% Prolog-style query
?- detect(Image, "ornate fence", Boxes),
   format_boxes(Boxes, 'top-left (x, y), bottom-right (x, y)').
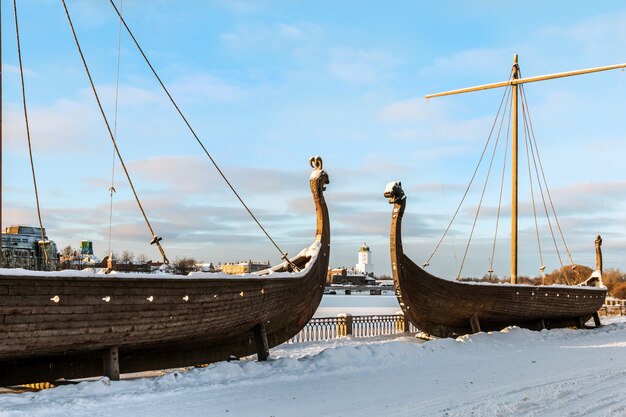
top-left (289, 314), bottom-right (416, 343)
top-left (290, 303), bottom-right (624, 343)
top-left (600, 299), bottom-right (626, 317)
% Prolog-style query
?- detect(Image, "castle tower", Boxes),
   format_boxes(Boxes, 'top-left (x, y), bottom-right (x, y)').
top-left (355, 243), bottom-right (373, 275)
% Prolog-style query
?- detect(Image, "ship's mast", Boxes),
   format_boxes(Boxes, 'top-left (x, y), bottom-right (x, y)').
top-left (510, 55), bottom-right (519, 283)
top-left (426, 55), bottom-right (626, 284)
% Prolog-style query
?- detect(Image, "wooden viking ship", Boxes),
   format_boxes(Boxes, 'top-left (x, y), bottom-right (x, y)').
top-left (0, 3), bottom-right (331, 386)
top-left (0, 157), bottom-right (330, 386)
top-left (385, 181), bottom-right (605, 338)
top-left (385, 56), bottom-right (622, 338)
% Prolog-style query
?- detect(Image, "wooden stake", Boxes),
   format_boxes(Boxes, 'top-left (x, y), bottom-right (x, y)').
top-left (592, 312), bottom-right (601, 328)
top-left (253, 323), bottom-right (269, 361)
top-left (103, 346), bottom-right (120, 381)
top-left (470, 313), bottom-right (481, 333)
top-left (537, 319), bottom-right (546, 330)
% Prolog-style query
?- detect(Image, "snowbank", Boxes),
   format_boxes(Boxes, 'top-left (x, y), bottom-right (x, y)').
top-left (2, 318), bottom-right (626, 416)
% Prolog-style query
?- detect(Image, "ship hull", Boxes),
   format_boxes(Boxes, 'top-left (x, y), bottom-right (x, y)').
top-left (0, 257), bottom-right (325, 384)
top-left (395, 253), bottom-right (606, 337)
top-left (385, 181), bottom-right (606, 338)
top-left (0, 158), bottom-right (331, 386)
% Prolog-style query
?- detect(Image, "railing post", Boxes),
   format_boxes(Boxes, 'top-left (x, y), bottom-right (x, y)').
top-left (337, 314), bottom-right (345, 337)
top-left (345, 314), bottom-right (353, 336)
top-left (337, 313), bottom-right (353, 337)
top-left (396, 311), bottom-right (410, 333)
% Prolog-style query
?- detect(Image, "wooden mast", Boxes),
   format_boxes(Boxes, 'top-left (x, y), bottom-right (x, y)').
top-left (425, 56), bottom-right (626, 283)
top-left (510, 55), bottom-right (519, 284)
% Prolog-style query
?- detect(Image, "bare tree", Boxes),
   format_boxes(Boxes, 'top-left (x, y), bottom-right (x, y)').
top-left (136, 253), bottom-right (148, 264)
top-left (62, 245), bottom-right (73, 259)
top-left (121, 250), bottom-right (134, 265)
top-left (173, 257), bottom-right (197, 275)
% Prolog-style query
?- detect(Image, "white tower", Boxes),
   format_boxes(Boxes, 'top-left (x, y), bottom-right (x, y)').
top-left (355, 243), bottom-right (373, 275)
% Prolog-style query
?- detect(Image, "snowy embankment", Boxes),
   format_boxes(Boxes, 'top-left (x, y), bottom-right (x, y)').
top-left (2, 318), bottom-right (626, 417)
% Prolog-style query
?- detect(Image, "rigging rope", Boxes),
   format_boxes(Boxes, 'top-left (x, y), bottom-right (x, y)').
top-left (61, 0), bottom-right (169, 264)
top-left (522, 104), bottom-right (546, 281)
top-left (13, 0), bottom-right (49, 267)
top-left (106, 0), bottom-right (294, 266)
top-left (457, 85), bottom-right (511, 278)
top-left (521, 97), bottom-right (566, 283)
top-left (107, 0), bottom-right (124, 262)
top-left (488, 88), bottom-right (512, 278)
top-left (520, 84), bottom-right (575, 284)
top-left (423, 69), bottom-right (514, 269)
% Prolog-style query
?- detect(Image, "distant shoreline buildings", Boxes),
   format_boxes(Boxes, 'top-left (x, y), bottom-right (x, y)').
top-left (1, 225), bottom-right (58, 270)
top-left (220, 260), bottom-right (271, 275)
top-left (2, 225), bottom-right (382, 283)
top-left (328, 243), bottom-right (377, 285)
top-left (355, 243), bottom-right (373, 275)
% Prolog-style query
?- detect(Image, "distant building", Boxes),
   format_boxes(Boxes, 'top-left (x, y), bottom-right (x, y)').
top-left (327, 267), bottom-right (346, 284)
top-left (60, 239), bottom-right (101, 267)
top-left (221, 260), bottom-right (271, 275)
top-left (326, 244), bottom-right (377, 285)
top-left (328, 266), bottom-right (377, 286)
top-left (198, 262), bottom-right (217, 273)
top-left (327, 267), bottom-right (376, 286)
top-left (1, 225), bottom-right (59, 270)
top-left (355, 243), bottom-right (373, 276)
top-left (80, 240), bottom-right (94, 255)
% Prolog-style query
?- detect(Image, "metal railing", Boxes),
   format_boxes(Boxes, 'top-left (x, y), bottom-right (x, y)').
top-left (289, 313), bottom-right (416, 343)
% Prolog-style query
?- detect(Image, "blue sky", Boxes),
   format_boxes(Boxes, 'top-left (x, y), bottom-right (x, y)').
top-left (3, 0), bottom-right (626, 278)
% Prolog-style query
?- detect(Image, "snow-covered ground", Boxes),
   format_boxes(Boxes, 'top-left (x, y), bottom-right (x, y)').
top-left (2, 317), bottom-right (626, 417)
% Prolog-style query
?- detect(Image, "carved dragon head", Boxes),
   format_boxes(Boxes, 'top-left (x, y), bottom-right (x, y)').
top-left (384, 181), bottom-right (406, 204)
top-left (309, 156), bottom-right (329, 191)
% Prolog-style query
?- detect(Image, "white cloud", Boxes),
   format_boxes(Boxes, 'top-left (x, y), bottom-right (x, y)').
top-left (420, 48), bottom-right (512, 78)
top-left (3, 98), bottom-right (103, 153)
top-left (220, 22), bottom-right (320, 51)
top-left (213, 0), bottom-right (270, 14)
top-left (2, 63), bottom-right (35, 77)
top-left (377, 96), bottom-right (495, 144)
top-left (127, 156), bottom-right (305, 195)
top-left (169, 73), bottom-right (249, 103)
top-left (539, 11), bottom-right (626, 57)
top-left (329, 47), bottom-right (395, 84)
top-left (378, 98), bottom-right (434, 124)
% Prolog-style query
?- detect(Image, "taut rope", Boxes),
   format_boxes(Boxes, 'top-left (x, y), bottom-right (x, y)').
top-left (457, 85), bottom-right (511, 278)
top-left (424, 69), bottom-right (513, 269)
top-left (62, 0), bottom-right (169, 264)
top-left (107, 0), bottom-right (291, 262)
top-left (13, 0), bottom-right (49, 267)
top-left (520, 83), bottom-right (579, 283)
top-left (107, 0), bottom-right (124, 263)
